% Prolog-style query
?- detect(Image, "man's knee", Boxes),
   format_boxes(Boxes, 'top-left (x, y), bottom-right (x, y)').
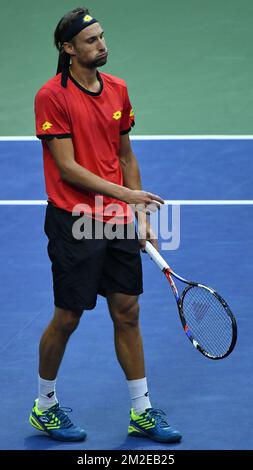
top-left (111, 300), bottom-right (140, 329)
top-left (52, 307), bottom-right (81, 335)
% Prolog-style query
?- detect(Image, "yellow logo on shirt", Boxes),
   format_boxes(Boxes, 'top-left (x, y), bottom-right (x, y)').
top-left (113, 111), bottom-right (122, 120)
top-left (130, 109), bottom-right (134, 118)
top-left (84, 15), bottom-right (93, 22)
top-left (42, 121), bottom-right (53, 131)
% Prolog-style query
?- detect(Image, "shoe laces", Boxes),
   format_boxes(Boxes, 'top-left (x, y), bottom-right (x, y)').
top-left (45, 403), bottom-right (73, 429)
top-left (146, 408), bottom-right (170, 428)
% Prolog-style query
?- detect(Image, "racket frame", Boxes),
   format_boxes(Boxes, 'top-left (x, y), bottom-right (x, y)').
top-left (145, 241), bottom-right (237, 360)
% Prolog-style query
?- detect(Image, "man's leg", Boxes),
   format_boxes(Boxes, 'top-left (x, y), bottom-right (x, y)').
top-left (106, 292), bottom-right (182, 443)
top-left (29, 306), bottom-right (86, 441)
top-left (38, 306), bottom-right (81, 409)
top-left (106, 293), bottom-right (144, 380)
top-left (106, 292), bottom-right (151, 413)
top-left (39, 306), bottom-right (81, 380)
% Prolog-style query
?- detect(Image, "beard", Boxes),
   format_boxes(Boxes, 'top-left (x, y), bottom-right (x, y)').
top-left (92, 55), bottom-right (108, 68)
top-left (77, 54), bottom-right (108, 69)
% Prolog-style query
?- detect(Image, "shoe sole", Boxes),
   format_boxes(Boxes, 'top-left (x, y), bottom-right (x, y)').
top-left (128, 425), bottom-right (182, 443)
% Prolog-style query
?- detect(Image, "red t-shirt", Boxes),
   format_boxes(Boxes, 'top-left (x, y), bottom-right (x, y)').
top-left (35, 72), bottom-right (135, 223)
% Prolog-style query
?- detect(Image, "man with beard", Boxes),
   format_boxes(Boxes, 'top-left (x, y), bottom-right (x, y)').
top-left (29, 6), bottom-right (182, 444)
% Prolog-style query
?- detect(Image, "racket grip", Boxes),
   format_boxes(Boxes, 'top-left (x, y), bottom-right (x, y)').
top-left (145, 241), bottom-right (170, 271)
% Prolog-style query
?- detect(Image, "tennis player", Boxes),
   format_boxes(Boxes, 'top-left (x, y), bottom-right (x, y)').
top-left (29, 6), bottom-right (182, 444)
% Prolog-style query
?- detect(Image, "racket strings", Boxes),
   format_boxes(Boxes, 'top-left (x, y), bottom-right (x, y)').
top-left (182, 286), bottom-right (233, 356)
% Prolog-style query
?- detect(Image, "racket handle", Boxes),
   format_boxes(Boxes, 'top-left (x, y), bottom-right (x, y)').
top-left (145, 241), bottom-right (170, 271)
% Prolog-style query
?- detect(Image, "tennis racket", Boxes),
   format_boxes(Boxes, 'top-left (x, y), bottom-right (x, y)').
top-left (145, 241), bottom-right (237, 360)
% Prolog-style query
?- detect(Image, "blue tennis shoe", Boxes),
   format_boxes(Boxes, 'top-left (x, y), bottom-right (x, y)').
top-left (128, 407), bottom-right (182, 443)
top-left (29, 399), bottom-right (86, 442)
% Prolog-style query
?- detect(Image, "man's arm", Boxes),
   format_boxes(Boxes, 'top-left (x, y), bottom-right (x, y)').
top-left (46, 137), bottom-right (163, 208)
top-left (119, 134), bottom-right (142, 190)
top-left (119, 134), bottom-right (159, 249)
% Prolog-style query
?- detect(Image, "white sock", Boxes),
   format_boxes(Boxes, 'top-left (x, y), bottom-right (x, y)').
top-left (37, 376), bottom-right (58, 411)
top-left (127, 377), bottom-right (152, 415)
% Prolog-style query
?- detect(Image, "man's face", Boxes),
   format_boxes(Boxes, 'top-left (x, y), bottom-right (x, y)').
top-left (65, 22), bottom-right (108, 68)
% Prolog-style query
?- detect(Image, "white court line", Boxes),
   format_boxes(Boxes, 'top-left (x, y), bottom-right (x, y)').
top-left (0, 200), bottom-right (47, 205)
top-left (164, 200), bottom-right (253, 205)
top-left (0, 200), bottom-right (252, 206)
top-left (0, 136), bottom-right (38, 141)
top-left (1, 135), bottom-right (253, 141)
top-left (131, 135), bottom-right (253, 141)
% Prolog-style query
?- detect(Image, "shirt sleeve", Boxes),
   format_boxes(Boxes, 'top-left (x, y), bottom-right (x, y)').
top-left (120, 85), bottom-right (135, 135)
top-left (35, 88), bottom-right (71, 140)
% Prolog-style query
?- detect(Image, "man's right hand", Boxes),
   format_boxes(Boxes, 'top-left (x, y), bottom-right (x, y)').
top-left (122, 188), bottom-right (164, 212)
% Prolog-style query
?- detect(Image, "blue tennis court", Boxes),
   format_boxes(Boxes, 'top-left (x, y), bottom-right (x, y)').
top-left (0, 138), bottom-right (252, 450)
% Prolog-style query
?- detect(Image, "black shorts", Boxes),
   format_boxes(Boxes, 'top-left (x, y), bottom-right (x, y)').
top-left (44, 203), bottom-right (143, 314)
